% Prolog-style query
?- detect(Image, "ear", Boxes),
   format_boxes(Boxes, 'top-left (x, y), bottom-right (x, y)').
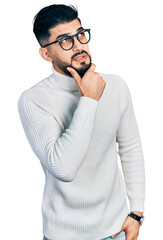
top-left (39, 47), bottom-right (52, 62)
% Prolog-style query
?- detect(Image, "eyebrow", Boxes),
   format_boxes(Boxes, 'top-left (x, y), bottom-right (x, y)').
top-left (56, 27), bottom-right (84, 40)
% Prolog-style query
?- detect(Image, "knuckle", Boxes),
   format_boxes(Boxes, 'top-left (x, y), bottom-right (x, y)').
top-left (95, 72), bottom-right (100, 77)
top-left (103, 80), bottom-right (106, 85)
top-left (92, 72), bottom-right (97, 78)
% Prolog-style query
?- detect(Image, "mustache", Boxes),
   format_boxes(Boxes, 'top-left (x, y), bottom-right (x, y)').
top-left (72, 50), bottom-right (90, 60)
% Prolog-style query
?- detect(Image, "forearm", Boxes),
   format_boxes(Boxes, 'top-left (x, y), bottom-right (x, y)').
top-left (46, 96), bottom-right (98, 181)
top-left (121, 138), bottom-right (145, 212)
top-left (18, 95), bottom-right (99, 182)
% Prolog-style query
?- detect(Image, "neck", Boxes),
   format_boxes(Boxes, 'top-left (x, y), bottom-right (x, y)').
top-left (52, 63), bottom-right (74, 78)
top-left (51, 65), bottom-right (79, 92)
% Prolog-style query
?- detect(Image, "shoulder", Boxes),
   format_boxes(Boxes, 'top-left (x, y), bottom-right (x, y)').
top-left (99, 72), bottom-right (129, 96)
top-left (17, 77), bottom-right (50, 117)
top-left (17, 75), bottom-right (52, 105)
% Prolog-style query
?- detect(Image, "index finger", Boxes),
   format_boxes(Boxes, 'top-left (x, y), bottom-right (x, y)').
top-left (67, 67), bottom-right (82, 85)
top-left (88, 63), bottom-right (96, 72)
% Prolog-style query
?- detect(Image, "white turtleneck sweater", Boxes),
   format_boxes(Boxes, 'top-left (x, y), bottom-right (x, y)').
top-left (17, 66), bottom-right (145, 240)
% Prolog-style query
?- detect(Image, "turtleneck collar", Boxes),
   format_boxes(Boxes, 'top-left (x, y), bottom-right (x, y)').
top-left (51, 65), bottom-right (79, 91)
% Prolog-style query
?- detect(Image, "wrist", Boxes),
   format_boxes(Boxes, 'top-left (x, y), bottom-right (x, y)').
top-left (128, 212), bottom-right (145, 226)
top-left (132, 211), bottom-right (144, 217)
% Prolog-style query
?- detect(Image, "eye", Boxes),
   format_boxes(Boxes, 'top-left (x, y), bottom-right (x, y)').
top-left (61, 37), bottom-right (69, 43)
top-left (59, 37), bottom-right (71, 44)
top-left (78, 31), bottom-right (85, 37)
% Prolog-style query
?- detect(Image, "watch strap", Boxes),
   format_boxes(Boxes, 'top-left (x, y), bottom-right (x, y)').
top-left (128, 212), bottom-right (144, 224)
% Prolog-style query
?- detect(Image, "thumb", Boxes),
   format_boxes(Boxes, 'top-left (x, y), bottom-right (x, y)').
top-left (111, 226), bottom-right (126, 238)
top-left (111, 231), bottom-right (121, 239)
top-left (67, 67), bottom-right (82, 85)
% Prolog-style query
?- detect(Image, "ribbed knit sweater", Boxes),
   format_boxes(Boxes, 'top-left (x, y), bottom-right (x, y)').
top-left (17, 66), bottom-right (145, 240)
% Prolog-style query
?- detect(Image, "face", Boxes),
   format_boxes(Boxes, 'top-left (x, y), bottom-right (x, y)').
top-left (39, 19), bottom-right (92, 78)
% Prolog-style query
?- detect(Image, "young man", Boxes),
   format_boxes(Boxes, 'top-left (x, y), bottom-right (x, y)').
top-left (17, 4), bottom-right (145, 240)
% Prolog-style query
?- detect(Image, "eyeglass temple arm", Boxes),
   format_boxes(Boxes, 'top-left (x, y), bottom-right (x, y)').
top-left (42, 40), bottom-right (58, 48)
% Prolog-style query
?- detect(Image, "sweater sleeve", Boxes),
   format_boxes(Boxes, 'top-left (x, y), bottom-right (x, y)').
top-left (116, 82), bottom-right (145, 212)
top-left (18, 93), bottom-right (98, 182)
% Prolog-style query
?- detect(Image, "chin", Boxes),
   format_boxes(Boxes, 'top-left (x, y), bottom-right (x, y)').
top-left (75, 62), bottom-right (91, 78)
top-left (59, 55), bottom-right (92, 78)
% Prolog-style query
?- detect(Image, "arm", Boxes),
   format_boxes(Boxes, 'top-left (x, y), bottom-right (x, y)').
top-left (18, 94), bottom-right (98, 182)
top-left (116, 82), bottom-right (145, 213)
top-left (112, 82), bottom-right (145, 239)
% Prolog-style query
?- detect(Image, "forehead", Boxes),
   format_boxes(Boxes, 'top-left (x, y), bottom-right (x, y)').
top-left (49, 19), bottom-right (82, 38)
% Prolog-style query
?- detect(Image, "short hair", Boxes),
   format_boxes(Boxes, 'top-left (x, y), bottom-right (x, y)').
top-left (33, 4), bottom-right (81, 47)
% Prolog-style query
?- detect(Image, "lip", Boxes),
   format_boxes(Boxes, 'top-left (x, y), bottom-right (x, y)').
top-left (73, 53), bottom-right (87, 62)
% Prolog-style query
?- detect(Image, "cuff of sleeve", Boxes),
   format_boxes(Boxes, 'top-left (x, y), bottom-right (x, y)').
top-left (130, 199), bottom-right (145, 213)
top-left (78, 96), bottom-right (99, 114)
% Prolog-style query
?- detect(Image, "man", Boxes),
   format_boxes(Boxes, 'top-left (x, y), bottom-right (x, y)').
top-left (17, 4), bottom-right (145, 240)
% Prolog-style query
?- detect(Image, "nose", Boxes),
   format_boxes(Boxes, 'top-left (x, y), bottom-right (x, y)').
top-left (72, 36), bottom-right (83, 51)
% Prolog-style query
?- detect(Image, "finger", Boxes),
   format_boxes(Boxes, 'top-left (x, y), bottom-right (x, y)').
top-left (110, 231), bottom-right (121, 238)
top-left (67, 67), bottom-right (82, 85)
top-left (120, 225), bottom-right (126, 232)
top-left (88, 63), bottom-right (96, 72)
top-left (111, 225), bottom-right (126, 238)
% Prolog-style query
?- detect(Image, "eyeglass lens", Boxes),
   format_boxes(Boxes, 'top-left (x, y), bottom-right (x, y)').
top-left (59, 29), bottom-right (90, 50)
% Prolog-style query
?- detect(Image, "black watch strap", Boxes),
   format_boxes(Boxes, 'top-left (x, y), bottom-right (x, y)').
top-left (128, 212), bottom-right (144, 225)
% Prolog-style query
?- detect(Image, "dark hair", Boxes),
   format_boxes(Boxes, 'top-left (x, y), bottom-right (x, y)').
top-left (33, 4), bottom-right (81, 46)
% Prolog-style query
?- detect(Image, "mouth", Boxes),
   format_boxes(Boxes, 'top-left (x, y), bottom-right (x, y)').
top-left (73, 53), bottom-right (87, 62)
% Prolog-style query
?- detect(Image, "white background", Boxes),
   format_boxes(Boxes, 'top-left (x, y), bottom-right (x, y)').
top-left (0, 0), bottom-right (163, 239)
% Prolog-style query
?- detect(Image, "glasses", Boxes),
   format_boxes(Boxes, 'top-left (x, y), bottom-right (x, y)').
top-left (42, 28), bottom-right (91, 50)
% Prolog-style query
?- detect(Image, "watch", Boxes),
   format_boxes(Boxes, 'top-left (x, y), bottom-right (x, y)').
top-left (128, 212), bottom-right (145, 226)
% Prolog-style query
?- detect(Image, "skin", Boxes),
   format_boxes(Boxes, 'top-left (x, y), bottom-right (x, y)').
top-left (111, 211), bottom-right (144, 240)
top-left (39, 18), bottom-right (92, 78)
top-left (38, 18), bottom-right (143, 240)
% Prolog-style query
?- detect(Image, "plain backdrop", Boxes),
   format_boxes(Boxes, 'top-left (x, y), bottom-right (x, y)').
top-left (0, 0), bottom-right (163, 239)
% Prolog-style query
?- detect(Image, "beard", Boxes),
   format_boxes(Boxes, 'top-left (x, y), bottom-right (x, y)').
top-left (52, 50), bottom-right (92, 78)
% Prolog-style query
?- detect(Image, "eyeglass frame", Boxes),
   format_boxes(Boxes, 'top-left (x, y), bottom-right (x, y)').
top-left (42, 28), bottom-right (91, 50)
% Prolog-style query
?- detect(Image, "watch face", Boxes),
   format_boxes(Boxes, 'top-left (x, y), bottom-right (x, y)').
top-left (140, 216), bottom-right (145, 226)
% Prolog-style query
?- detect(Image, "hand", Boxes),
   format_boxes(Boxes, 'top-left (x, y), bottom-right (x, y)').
top-left (111, 212), bottom-right (143, 240)
top-left (67, 63), bottom-right (106, 101)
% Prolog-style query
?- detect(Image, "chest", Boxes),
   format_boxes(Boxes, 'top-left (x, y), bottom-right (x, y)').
top-left (45, 85), bottom-right (121, 143)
